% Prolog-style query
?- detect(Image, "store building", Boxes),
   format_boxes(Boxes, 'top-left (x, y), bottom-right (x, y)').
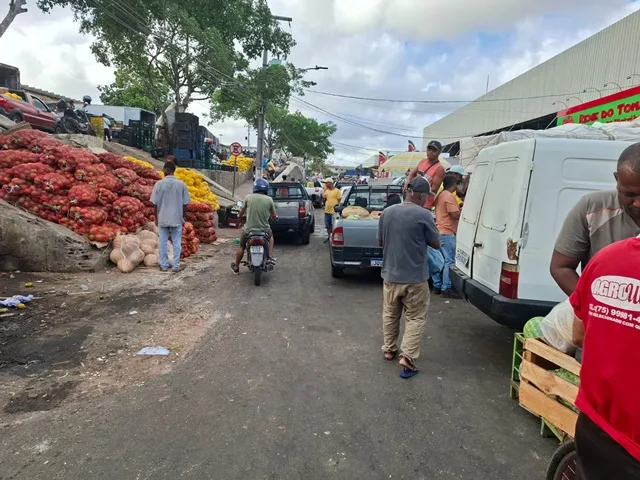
top-left (422, 10), bottom-right (640, 155)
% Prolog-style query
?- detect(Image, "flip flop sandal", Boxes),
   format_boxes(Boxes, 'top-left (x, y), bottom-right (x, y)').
top-left (400, 367), bottom-right (420, 379)
top-left (230, 262), bottom-right (240, 275)
top-left (384, 351), bottom-right (397, 361)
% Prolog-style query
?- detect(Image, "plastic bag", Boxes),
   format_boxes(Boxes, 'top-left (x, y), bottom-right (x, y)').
top-left (427, 246), bottom-right (445, 277)
top-left (540, 299), bottom-right (576, 354)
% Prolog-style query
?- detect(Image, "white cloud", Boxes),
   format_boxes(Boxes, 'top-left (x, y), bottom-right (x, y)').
top-left (0, 1), bottom-right (638, 166)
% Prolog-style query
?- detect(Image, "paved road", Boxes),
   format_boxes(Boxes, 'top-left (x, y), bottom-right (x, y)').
top-left (0, 210), bottom-right (557, 479)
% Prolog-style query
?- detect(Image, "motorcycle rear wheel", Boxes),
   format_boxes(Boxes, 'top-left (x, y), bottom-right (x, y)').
top-left (546, 441), bottom-right (578, 480)
top-left (254, 268), bottom-right (262, 286)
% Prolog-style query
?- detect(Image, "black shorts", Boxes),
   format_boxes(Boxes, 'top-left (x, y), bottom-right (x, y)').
top-left (240, 229), bottom-right (272, 249)
top-left (575, 412), bottom-right (640, 480)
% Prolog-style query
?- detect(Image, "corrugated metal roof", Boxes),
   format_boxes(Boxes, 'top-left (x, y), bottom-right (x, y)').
top-left (423, 10), bottom-right (640, 147)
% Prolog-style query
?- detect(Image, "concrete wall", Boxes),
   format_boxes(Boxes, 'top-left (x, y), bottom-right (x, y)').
top-left (202, 170), bottom-right (253, 192)
top-left (0, 201), bottom-right (109, 272)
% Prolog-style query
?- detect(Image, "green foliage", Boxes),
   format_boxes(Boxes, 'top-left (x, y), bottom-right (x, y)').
top-left (98, 67), bottom-right (171, 116)
top-left (37, 0), bottom-right (295, 108)
top-left (268, 108), bottom-right (336, 161)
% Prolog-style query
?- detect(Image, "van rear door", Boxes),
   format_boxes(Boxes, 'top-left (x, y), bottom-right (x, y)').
top-left (471, 140), bottom-right (535, 295)
top-left (455, 161), bottom-right (491, 277)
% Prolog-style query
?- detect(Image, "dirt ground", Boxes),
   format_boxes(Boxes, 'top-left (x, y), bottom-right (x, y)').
top-left (0, 231), bottom-right (241, 421)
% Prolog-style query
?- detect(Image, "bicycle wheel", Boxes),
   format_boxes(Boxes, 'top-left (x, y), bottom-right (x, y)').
top-left (546, 441), bottom-right (578, 480)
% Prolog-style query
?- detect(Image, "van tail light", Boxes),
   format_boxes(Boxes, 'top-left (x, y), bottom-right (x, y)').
top-left (299, 205), bottom-right (306, 218)
top-left (499, 262), bottom-right (519, 299)
top-left (332, 226), bottom-right (344, 246)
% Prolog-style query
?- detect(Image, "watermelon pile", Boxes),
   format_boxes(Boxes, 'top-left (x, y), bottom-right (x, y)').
top-left (0, 130), bottom-right (168, 245)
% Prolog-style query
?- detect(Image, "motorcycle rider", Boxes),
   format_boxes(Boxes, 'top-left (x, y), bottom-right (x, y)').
top-left (231, 178), bottom-right (277, 275)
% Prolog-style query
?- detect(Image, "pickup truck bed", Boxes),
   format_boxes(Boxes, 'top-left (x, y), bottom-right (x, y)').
top-left (0, 89), bottom-right (58, 132)
top-left (329, 184), bottom-right (403, 277)
top-left (268, 182), bottom-right (315, 245)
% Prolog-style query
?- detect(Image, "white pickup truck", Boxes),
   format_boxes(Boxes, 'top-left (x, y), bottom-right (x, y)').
top-left (305, 180), bottom-right (324, 208)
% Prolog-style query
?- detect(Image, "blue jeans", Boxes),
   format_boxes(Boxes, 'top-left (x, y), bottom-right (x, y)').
top-left (159, 225), bottom-right (182, 270)
top-left (432, 234), bottom-right (456, 291)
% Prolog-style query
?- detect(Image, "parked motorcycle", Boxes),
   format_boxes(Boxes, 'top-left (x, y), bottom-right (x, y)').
top-left (54, 96), bottom-right (94, 135)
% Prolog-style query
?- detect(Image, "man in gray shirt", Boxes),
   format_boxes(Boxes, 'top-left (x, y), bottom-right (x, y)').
top-left (150, 161), bottom-right (191, 272)
top-left (377, 176), bottom-right (441, 379)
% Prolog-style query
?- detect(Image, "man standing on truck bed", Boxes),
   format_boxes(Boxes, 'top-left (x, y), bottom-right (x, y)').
top-left (551, 143), bottom-right (640, 295)
top-left (378, 176), bottom-right (441, 379)
top-left (323, 178), bottom-right (342, 244)
top-left (569, 235), bottom-right (640, 479)
top-left (405, 140), bottom-right (445, 210)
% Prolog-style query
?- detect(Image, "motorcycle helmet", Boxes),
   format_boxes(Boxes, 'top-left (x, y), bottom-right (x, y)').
top-left (253, 178), bottom-right (269, 194)
top-left (82, 95), bottom-right (92, 105)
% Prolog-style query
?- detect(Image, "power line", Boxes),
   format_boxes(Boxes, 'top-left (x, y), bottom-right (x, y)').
top-left (302, 86), bottom-right (620, 104)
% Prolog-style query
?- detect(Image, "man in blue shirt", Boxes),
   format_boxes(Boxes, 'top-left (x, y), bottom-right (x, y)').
top-left (150, 162), bottom-right (191, 272)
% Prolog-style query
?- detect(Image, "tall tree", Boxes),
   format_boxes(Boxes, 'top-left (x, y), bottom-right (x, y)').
top-left (0, 0), bottom-right (27, 38)
top-left (267, 107), bottom-right (336, 162)
top-left (98, 67), bottom-right (171, 116)
top-left (36, 0), bottom-right (295, 109)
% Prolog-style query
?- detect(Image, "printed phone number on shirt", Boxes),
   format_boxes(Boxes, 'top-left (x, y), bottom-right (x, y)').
top-left (589, 303), bottom-right (640, 328)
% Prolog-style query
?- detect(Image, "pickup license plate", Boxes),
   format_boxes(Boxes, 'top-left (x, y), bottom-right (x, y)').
top-left (370, 258), bottom-right (383, 267)
top-left (250, 246), bottom-right (264, 254)
top-left (455, 249), bottom-right (469, 267)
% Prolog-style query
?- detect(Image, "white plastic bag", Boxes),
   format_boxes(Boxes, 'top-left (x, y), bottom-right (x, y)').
top-left (540, 299), bottom-right (576, 354)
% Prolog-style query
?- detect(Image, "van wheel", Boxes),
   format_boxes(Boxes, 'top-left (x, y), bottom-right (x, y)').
top-left (331, 265), bottom-right (344, 278)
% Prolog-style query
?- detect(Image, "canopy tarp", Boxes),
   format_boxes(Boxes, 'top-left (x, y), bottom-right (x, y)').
top-left (362, 154), bottom-right (379, 168)
top-left (380, 152), bottom-right (452, 174)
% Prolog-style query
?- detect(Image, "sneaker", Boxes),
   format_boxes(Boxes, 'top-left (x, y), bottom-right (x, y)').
top-left (441, 289), bottom-right (462, 299)
top-left (172, 265), bottom-right (184, 273)
top-left (159, 266), bottom-right (169, 273)
top-left (430, 287), bottom-right (442, 295)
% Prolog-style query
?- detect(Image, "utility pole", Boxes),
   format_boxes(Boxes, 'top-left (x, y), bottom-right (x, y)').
top-left (256, 15), bottom-right (292, 180)
top-left (247, 125), bottom-right (251, 150)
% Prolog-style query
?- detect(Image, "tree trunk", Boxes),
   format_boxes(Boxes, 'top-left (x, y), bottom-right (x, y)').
top-left (0, 0), bottom-right (27, 39)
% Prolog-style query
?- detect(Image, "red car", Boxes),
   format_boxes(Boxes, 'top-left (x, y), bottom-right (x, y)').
top-left (0, 90), bottom-right (58, 132)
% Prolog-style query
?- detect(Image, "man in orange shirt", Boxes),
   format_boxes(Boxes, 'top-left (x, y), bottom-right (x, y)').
top-left (405, 140), bottom-right (445, 209)
top-left (431, 174), bottom-right (461, 298)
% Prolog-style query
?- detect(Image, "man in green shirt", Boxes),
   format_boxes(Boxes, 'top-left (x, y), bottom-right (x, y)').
top-left (231, 178), bottom-right (277, 274)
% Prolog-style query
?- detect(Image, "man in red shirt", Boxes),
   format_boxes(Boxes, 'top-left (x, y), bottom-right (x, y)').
top-left (405, 140), bottom-right (445, 209)
top-left (570, 235), bottom-right (640, 479)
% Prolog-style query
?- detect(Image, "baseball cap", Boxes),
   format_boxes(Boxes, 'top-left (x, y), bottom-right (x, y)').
top-left (448, 165), bottom-right (465, 175)
top-left (407, 176), bottom-right (432, 194)
top-left (325, 177), bottom-right (334, 184)
top-left (427, 140), bottom-right (442, 150)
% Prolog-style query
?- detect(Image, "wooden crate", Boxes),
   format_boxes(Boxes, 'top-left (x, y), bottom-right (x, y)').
top-left (518, 337), bottom-right (581, 441)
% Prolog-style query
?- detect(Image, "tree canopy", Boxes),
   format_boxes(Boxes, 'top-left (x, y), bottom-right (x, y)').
top-left (37, 0), bottom-right (295, 108)
top-left (98, 67), bottom-right (171, 116)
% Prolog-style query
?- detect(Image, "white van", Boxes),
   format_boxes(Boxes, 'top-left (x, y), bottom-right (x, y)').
top-left (451, 137), bottom-right (631, 329)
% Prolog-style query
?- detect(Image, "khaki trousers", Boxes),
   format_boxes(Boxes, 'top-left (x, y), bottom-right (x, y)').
top-left (382, 280), bottom-right (430, 363)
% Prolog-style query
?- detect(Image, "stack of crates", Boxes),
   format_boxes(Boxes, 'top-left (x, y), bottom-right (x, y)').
top-left (122, 120), bottom-right (155, 151)
top-left (175, 113), bottom-right (198, 152)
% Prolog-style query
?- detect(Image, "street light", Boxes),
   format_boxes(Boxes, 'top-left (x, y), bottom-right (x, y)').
top-left (553, 101), bottom-right (568, 109)
top-left (566, 96), bottom-right (583, 105)
top-left (301, 65), bottom-right (329, 72)
top-left (604, 82), bottom-right (623, 92)
top-left (583, 87), bottom-right (602, 97)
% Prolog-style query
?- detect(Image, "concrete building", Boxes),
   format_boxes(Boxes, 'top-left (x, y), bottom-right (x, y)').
top-left (423, 10), bottom-right (640, 154)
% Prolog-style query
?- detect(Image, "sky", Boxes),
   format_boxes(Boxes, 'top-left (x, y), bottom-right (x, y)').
top-left (0, 1), bottom-right (639, 166)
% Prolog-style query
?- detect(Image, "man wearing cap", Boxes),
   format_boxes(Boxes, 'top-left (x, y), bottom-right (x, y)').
top-left (443, 165), bottom-right (467, 205)
top-left (323, 178), bottom-right (342, 243)
top-left (377, 176), bottom-right (441, 379)
top-left (406, 140), bottom-right (445, 209)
